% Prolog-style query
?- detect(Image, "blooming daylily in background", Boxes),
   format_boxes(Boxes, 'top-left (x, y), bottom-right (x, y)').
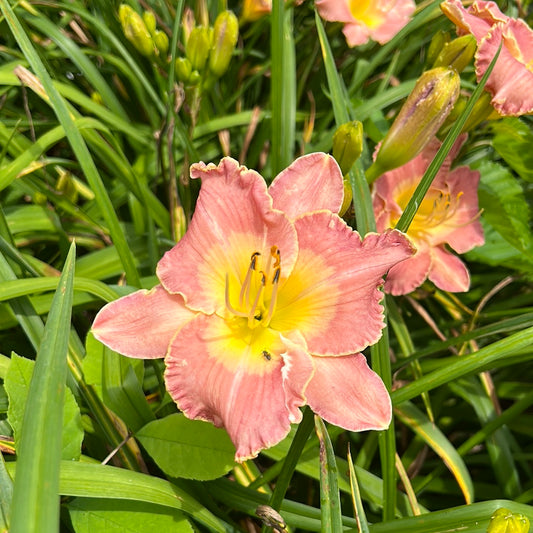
top-left (372, 136), bottom-right (484, 296)
top-left (441, 0), bottom-right (533, 116)
top-left (241, 0), bottom-right (272, 23)
top-left (315, 0), bottom-right (415, 47)
top-left (93, 153), bottom-right (414, 461)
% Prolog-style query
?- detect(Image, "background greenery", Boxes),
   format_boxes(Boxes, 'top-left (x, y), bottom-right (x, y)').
top-left (0, 0), bottom-right (532, 531)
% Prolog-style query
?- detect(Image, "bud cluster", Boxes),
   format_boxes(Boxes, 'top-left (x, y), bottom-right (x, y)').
top-left (118, 5), bottom-right (238, 89)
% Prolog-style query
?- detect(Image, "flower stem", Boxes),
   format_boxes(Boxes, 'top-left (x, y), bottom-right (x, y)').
top-left (267, 407), bottom-right (315, 513)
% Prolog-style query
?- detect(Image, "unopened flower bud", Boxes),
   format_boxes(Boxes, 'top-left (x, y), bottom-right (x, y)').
top-left (367, 67), bottom-right (460, 183)
top-left (433, 34), bottom-right (476, 73)
top-left (175, 57), bottom-right (192, 83)
top-left (186, 26), bottom-right (211, 71)
top-left (119, 4), bottom-right (154, 57)
top-left (332, 120), bottom-right (363, 176)
top-left (487, 508), bottom-right (530, 533)
top-left (153, 30), bottom-right (169, 55)
top-left (142, 10), bottom-right (157, 34)
top-left (426, 30), bottom-right (450, 66)
top-left (209, 11), bottom-right (239, 78)
top-left (339, 181), bottom-right (353, 218)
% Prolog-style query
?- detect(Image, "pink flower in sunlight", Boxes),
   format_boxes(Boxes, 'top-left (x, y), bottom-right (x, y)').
top-left (315, 0), bottom-right (416, 47)
top-left (372, 136), bottom-right (484, 296)
top-left (241, 0), bottom-right (272, 22)
top-left (92, 153), bottom-right (414, 461)
top-left (441, 0), bottom-right (533, 116)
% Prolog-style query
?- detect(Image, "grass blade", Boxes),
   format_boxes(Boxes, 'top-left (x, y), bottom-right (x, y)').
top-left (9, 243), bottom-right (76, 533)
top-left (0, 1), bottom-right (141, 286)
top-left (315, 416), bottom-right (344, 533)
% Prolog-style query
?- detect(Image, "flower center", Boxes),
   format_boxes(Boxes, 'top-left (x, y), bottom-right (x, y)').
top-left (395, 184), bottom-right (465, 239)
top-left (349, 0), bottom-right (385, 28)
top-left (225, 246), bottom-right (281, 329)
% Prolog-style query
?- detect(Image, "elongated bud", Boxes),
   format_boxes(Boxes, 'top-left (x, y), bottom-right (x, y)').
top-left (186, 26), bottom-right (212, 71)
top-left (487, 508), bottom-right (530, 533)
top-left (433, 34), bottom-right (476, 73)
top-left (367, 67), bottom-right (460, 183)
top-left (426, 30), bottom-right (450, 66)
top-left (119, 4), bottom-right (154, 57)
top-left (142, 10), bottom-right (157, 34)
top-left (209, 11), bottom-right (239, 78)
top-left (332, 120), bottom-right (363, 176)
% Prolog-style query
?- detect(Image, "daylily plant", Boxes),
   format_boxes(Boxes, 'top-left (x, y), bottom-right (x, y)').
top-left (441, 0), bottom-right (533, 116)
top-left (93, 153), bottom-right (414, 461)
top-left (315, 0), bottom-right (415, 47)
top-left (372, 136), bottom-right (484, 296)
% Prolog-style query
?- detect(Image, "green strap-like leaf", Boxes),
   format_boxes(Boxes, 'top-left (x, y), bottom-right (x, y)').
top-left (9, 242), bottom-right (76, 533)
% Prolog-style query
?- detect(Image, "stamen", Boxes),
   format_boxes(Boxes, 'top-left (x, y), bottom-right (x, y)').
top-left (263, 267), bottom-right (280, 326)
top-left (239, 252), bottom-right (260, 307)
top-left (225, 274), bottom-right (248, 317)
top-left (248, 271), bottom-right (266, 328)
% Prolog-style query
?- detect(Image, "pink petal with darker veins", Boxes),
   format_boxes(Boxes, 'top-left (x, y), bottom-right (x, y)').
top-left (271, 212), bottom-right (414, 355)
top-left (305, 353), bottom-right (392, 431)
top-left (157, 157), bottom-right (298, 315)
top-left (428, 246), bottom-right (471, 292)
top-left (92, 285), bottom-right (194, 359)
top-left (164, 313), bottom-right (314, 462)
top-left (269, 153), bottom-right (344, 219)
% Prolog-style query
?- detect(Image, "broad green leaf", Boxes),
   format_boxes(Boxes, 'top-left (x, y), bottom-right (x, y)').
top-left (67, 498), bottom-right (193, 533)
top-left (395, 401), bottom-right (474, 504)
top-left (466, 220), bottom-right (533, 276)
top-left (491, 118), bottom-right (533, 182)
top-left (8, 243), bottom-right (75, 533)
top-left (136, 413), bottom-right (235, 480)
top-left (5, 353), bottom-right (83, 462)
top-left (476, 160), bottom-right (533, 259)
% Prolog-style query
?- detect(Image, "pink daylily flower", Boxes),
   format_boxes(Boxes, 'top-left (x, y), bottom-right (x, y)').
top-left (441, 0), bottom-right (533, 116)
top-left (315, 0), bottom-right (416, 47)
top-left (92, 153), bottom-right (414, 461)
top-left (372, 136), bottom-right (484, 296)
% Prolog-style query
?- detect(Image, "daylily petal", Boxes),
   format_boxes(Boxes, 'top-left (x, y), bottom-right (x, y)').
top-left (305, 353), bottom-right (392, 431)
top-left (441, 0), bottom-right (502, 40)
top-left (164, 313), bottom-right (314, 461)
top-left (269, 153), bottom-right (344, 219)
top-left (476, 20), bottom-right (533, 116)
top-left (367, 0), bottom-right (416, 44)
top-left (315, 0), bottom-right (354, 24)
top-left (428, 246), bottom-right (470, 292)
top-left (429, 166), bottom-right (484, 253)
top-left (157, 157), bottom-right (298, 315)
top-left (271, 212), bottom-right (414, 355)
top-left (92, 285), bottom-right (194, 359)
top-left (384, 246), bottom-right (432, 296)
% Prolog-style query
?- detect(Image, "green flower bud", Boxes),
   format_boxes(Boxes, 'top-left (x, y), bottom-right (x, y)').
top-left (208, 11), bottom-right (239, 78)
top-left (367, 67), bottom-right (460, 183)
top-left (188, 70), bottom-right (202, 86)
top-left (487, 508), bottom-right (530, 533)
top-left (153, 30), bottom-right (169, 55)
top-left (186, 26), bottom-right (211, 71)
top-left (118, 4), bottom-right (154, 57)
top-left (426, 30), bottom-right (450, 67)
top-left (339, 181), bottom-right (353, 218)
top-left (142, 10), bottom-right (157, 34)
top-left (433, 34), bottom-right (476, 73)
top-left (175, 57), bottom-right (192, 83)
top-left (332, 120), bottom-right (363, 176)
